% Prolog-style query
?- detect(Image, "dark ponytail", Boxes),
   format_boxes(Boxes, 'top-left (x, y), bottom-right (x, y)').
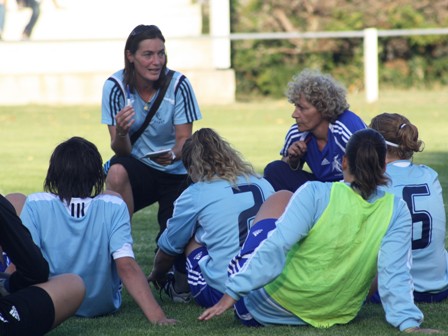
top-left (345, 129), bottom-right (389, 200)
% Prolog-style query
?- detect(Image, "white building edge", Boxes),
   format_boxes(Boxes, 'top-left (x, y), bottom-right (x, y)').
top-left (0, 0), bottom-right (235, 105)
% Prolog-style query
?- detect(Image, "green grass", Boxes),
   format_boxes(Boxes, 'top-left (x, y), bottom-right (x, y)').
top-left (0, 88), bottom-right (448, 335)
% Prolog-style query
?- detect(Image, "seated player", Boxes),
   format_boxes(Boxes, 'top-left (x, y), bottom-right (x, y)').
top-left (264, 69), bottom-right (366, 192)
top-left (199, 129), bottom-right (438, 333)
top-left (148, 128), bottom-right (275, 307)
top-left (0, 193), bottom-right (85, 335)
top-left (370, 112), bottom-right (448, 303)
top-left (17, 136), bottom-right (176, 325)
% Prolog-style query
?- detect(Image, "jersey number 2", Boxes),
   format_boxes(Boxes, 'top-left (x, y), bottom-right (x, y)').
top-left (232, 185), bottom-right (265, 246)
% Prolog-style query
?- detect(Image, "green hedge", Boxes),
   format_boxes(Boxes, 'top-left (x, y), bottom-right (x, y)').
top-left (229, 0), bottom-right (448, 98)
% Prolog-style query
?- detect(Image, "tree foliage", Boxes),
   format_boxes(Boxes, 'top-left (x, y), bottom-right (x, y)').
top-left (229, 0), bottom-right (448, 98)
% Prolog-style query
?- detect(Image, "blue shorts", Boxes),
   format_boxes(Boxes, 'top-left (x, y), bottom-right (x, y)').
top-left (234, 298), bottom-right (262, 327)
top-left (413, 288), bottom-right (448, 303)
top-left (264, 160), bottom-right (316, 192)
top-left (228, 218), bottom-right (277, 277)
top-left (369, 287), bottom-right (448, 304)
top-left (229, 218), bottom-right (277, 327)
top-left (186, 247), bottom-right (223, 308)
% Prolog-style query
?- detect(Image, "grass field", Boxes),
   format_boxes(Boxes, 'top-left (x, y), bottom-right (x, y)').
top-left (0, 89), bottom-right (447, 335)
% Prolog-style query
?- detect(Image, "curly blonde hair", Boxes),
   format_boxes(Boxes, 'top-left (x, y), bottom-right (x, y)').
top-left (369, 113), bottom-right (424, 160)
top-left (286, 69), bottom-right (349, 122)
top-left (182, 128), bottom-right (256, 185)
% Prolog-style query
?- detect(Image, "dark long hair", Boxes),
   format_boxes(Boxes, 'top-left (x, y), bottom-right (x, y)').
top-left (345, 129), bottom-right (389, 200)
top-left (123, 24), bottom-right (168, 91)
top-left (44, 137), bottom-right (105, 204)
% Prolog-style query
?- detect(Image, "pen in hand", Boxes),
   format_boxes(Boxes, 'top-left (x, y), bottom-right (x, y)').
top-left (126, 84), bottom-right (132, 107)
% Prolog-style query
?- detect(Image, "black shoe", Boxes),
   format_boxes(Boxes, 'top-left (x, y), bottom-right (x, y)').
top-left (161, 272), bottom-right (191, 303)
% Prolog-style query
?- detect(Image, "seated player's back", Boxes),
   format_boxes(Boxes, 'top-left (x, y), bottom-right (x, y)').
top-left (384, 161), bottom-right (448, 292)
top-left (20, 192), bottom-right (131, 317)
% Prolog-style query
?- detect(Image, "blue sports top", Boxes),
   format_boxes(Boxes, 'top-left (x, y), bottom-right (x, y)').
top-left (20, 193), bottom-right (133, 317)
top-left (157, 175), bottom-right (275, 293)
top-left (280, 110), bottom-right (366, 181)
top-left (383, 160), bottom-right (448, 293)
top-left (101, 68), bottom-right (202, 174)
top-left (224, 181), bottom-right (423, 331)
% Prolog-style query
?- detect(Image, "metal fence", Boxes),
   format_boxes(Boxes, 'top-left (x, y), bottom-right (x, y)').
top-left (215, 27), bottom-right (448, 102)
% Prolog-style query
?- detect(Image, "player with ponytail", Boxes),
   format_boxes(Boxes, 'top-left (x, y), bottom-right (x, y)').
top-left (199, 129), bottom-right (439, 333)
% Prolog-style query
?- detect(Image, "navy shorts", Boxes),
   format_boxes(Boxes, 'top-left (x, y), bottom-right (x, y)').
top-left (0, 286), bottom-right (55, 336)
top-left (264, 160), bottom-right (316, 192)
top-left (229, 218), bottom-right (277, 327)
top-left (186, 246), bottom-right (223, 308)
top-left (369, 286), bottom-right (448, 304)
top-left (228, 218), bottom-right (277, 277)
top-left (234, 298), bottom-right (262, 327)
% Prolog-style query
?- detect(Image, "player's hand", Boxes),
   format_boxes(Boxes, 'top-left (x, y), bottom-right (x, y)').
top-left (147, 271), bottom-right (168, 290)
top-left (155, 317), bottom-right (178, 326)
top-left (198, 294), bottom-right (236, 321)
top-left (114, 105), bottom-right (135, 138)
top-left (404, 327), bottom-right (442, 334)
top-left (152, 151), bottom-right (174, 166)
top-left (287, 140), bottom-right (308, 160)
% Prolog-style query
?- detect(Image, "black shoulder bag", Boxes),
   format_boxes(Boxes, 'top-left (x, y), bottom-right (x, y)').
top-left (103, 70), bottom-right (175, 174)
top-left (130, 69), bottom-right (174, 145)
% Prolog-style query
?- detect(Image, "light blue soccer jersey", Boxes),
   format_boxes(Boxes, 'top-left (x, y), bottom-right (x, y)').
top-left (157, 175), bottom-right (275, 293)
top-left (101, 68), bottom-right (202, 174)
top-left (280, 110), bottom-right (366, 181)
top-left (20, 193), bottom-right (133, 317)
top-left (383, 160), bottom-right (448, 293)
top-left (224, 182), bottom-right (423, 331)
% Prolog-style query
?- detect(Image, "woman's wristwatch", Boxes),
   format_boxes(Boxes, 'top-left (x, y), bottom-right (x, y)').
top-left (170, 150), bottom-right (176, 163)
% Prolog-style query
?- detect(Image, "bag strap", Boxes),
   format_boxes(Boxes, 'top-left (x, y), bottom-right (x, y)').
top-left (130, 70), bottom-right (174, 145)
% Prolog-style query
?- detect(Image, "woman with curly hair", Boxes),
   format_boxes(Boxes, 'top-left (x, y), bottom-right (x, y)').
top-left (148, 128), bottom-right (274, 307)
top-left (264, 69), bottom-right (366, 192)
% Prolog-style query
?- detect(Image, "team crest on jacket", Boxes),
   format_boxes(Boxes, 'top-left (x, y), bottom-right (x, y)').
top-left (331, 155), bottom-right (342, 173)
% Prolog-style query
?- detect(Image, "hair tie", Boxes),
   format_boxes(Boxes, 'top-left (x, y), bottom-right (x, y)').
top-left (399, 123), bottom-right (407, 129)
top-left (385, 140), bottom-right (399, 148)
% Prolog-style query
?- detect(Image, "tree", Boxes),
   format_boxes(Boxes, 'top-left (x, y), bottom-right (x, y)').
top-left (230, 0), bottom-right (448, 98)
